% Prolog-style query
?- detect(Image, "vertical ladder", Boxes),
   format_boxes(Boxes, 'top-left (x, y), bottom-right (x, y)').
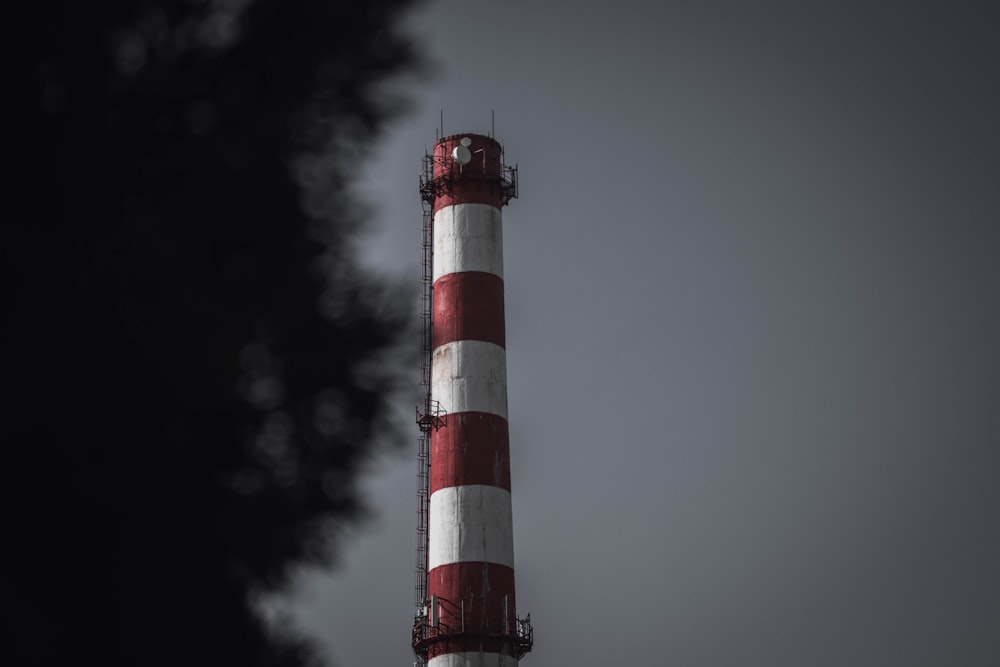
top-left (415, 202), bottom-right (433, 609)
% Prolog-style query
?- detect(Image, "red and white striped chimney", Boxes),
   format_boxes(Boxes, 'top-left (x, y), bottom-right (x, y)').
top-left (413, 134), bottom-right (532, 667)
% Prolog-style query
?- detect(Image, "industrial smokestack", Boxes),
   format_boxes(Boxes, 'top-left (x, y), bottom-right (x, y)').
top-left (412, 134), bottom-right (532, 667)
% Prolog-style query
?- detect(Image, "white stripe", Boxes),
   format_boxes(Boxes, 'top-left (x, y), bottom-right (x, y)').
top-left (432, 340), bottom-right (508, 419)
top-left (428, 653), bottom-right (518, 667)
top-left (433, 203), bottom-right (504, 281)
top-left (429, 485), bottom-right (515, 570)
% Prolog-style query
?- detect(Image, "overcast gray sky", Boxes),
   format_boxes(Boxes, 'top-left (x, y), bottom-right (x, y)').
top-left (275, 1), bottom-right (1000, 665)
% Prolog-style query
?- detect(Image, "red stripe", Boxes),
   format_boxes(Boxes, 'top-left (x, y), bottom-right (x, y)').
top-left (431, 135), bottom-right (505, 210)
top-left (425, 561), bottom-right (517, 658)
top-left (432, 272), bottom-right (505, 349)
top-left (428, 561), bottom-right (515, 603)
top-left (431, 412), bottom-right (510, 493)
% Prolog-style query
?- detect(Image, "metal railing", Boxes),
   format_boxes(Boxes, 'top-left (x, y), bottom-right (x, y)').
top-left (412, 595), bottom-right (533, 660)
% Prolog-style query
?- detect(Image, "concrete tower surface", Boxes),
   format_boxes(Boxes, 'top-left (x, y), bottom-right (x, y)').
top-left (412, 134), bottom-right (532, 667)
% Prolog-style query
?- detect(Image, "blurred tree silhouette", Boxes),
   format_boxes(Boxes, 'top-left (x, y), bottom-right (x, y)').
top-left (10, 1), bottom-right (422, 665)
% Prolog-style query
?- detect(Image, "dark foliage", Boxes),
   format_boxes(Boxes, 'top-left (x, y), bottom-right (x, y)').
top-left (10, 1), bottom-right (421, 664)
